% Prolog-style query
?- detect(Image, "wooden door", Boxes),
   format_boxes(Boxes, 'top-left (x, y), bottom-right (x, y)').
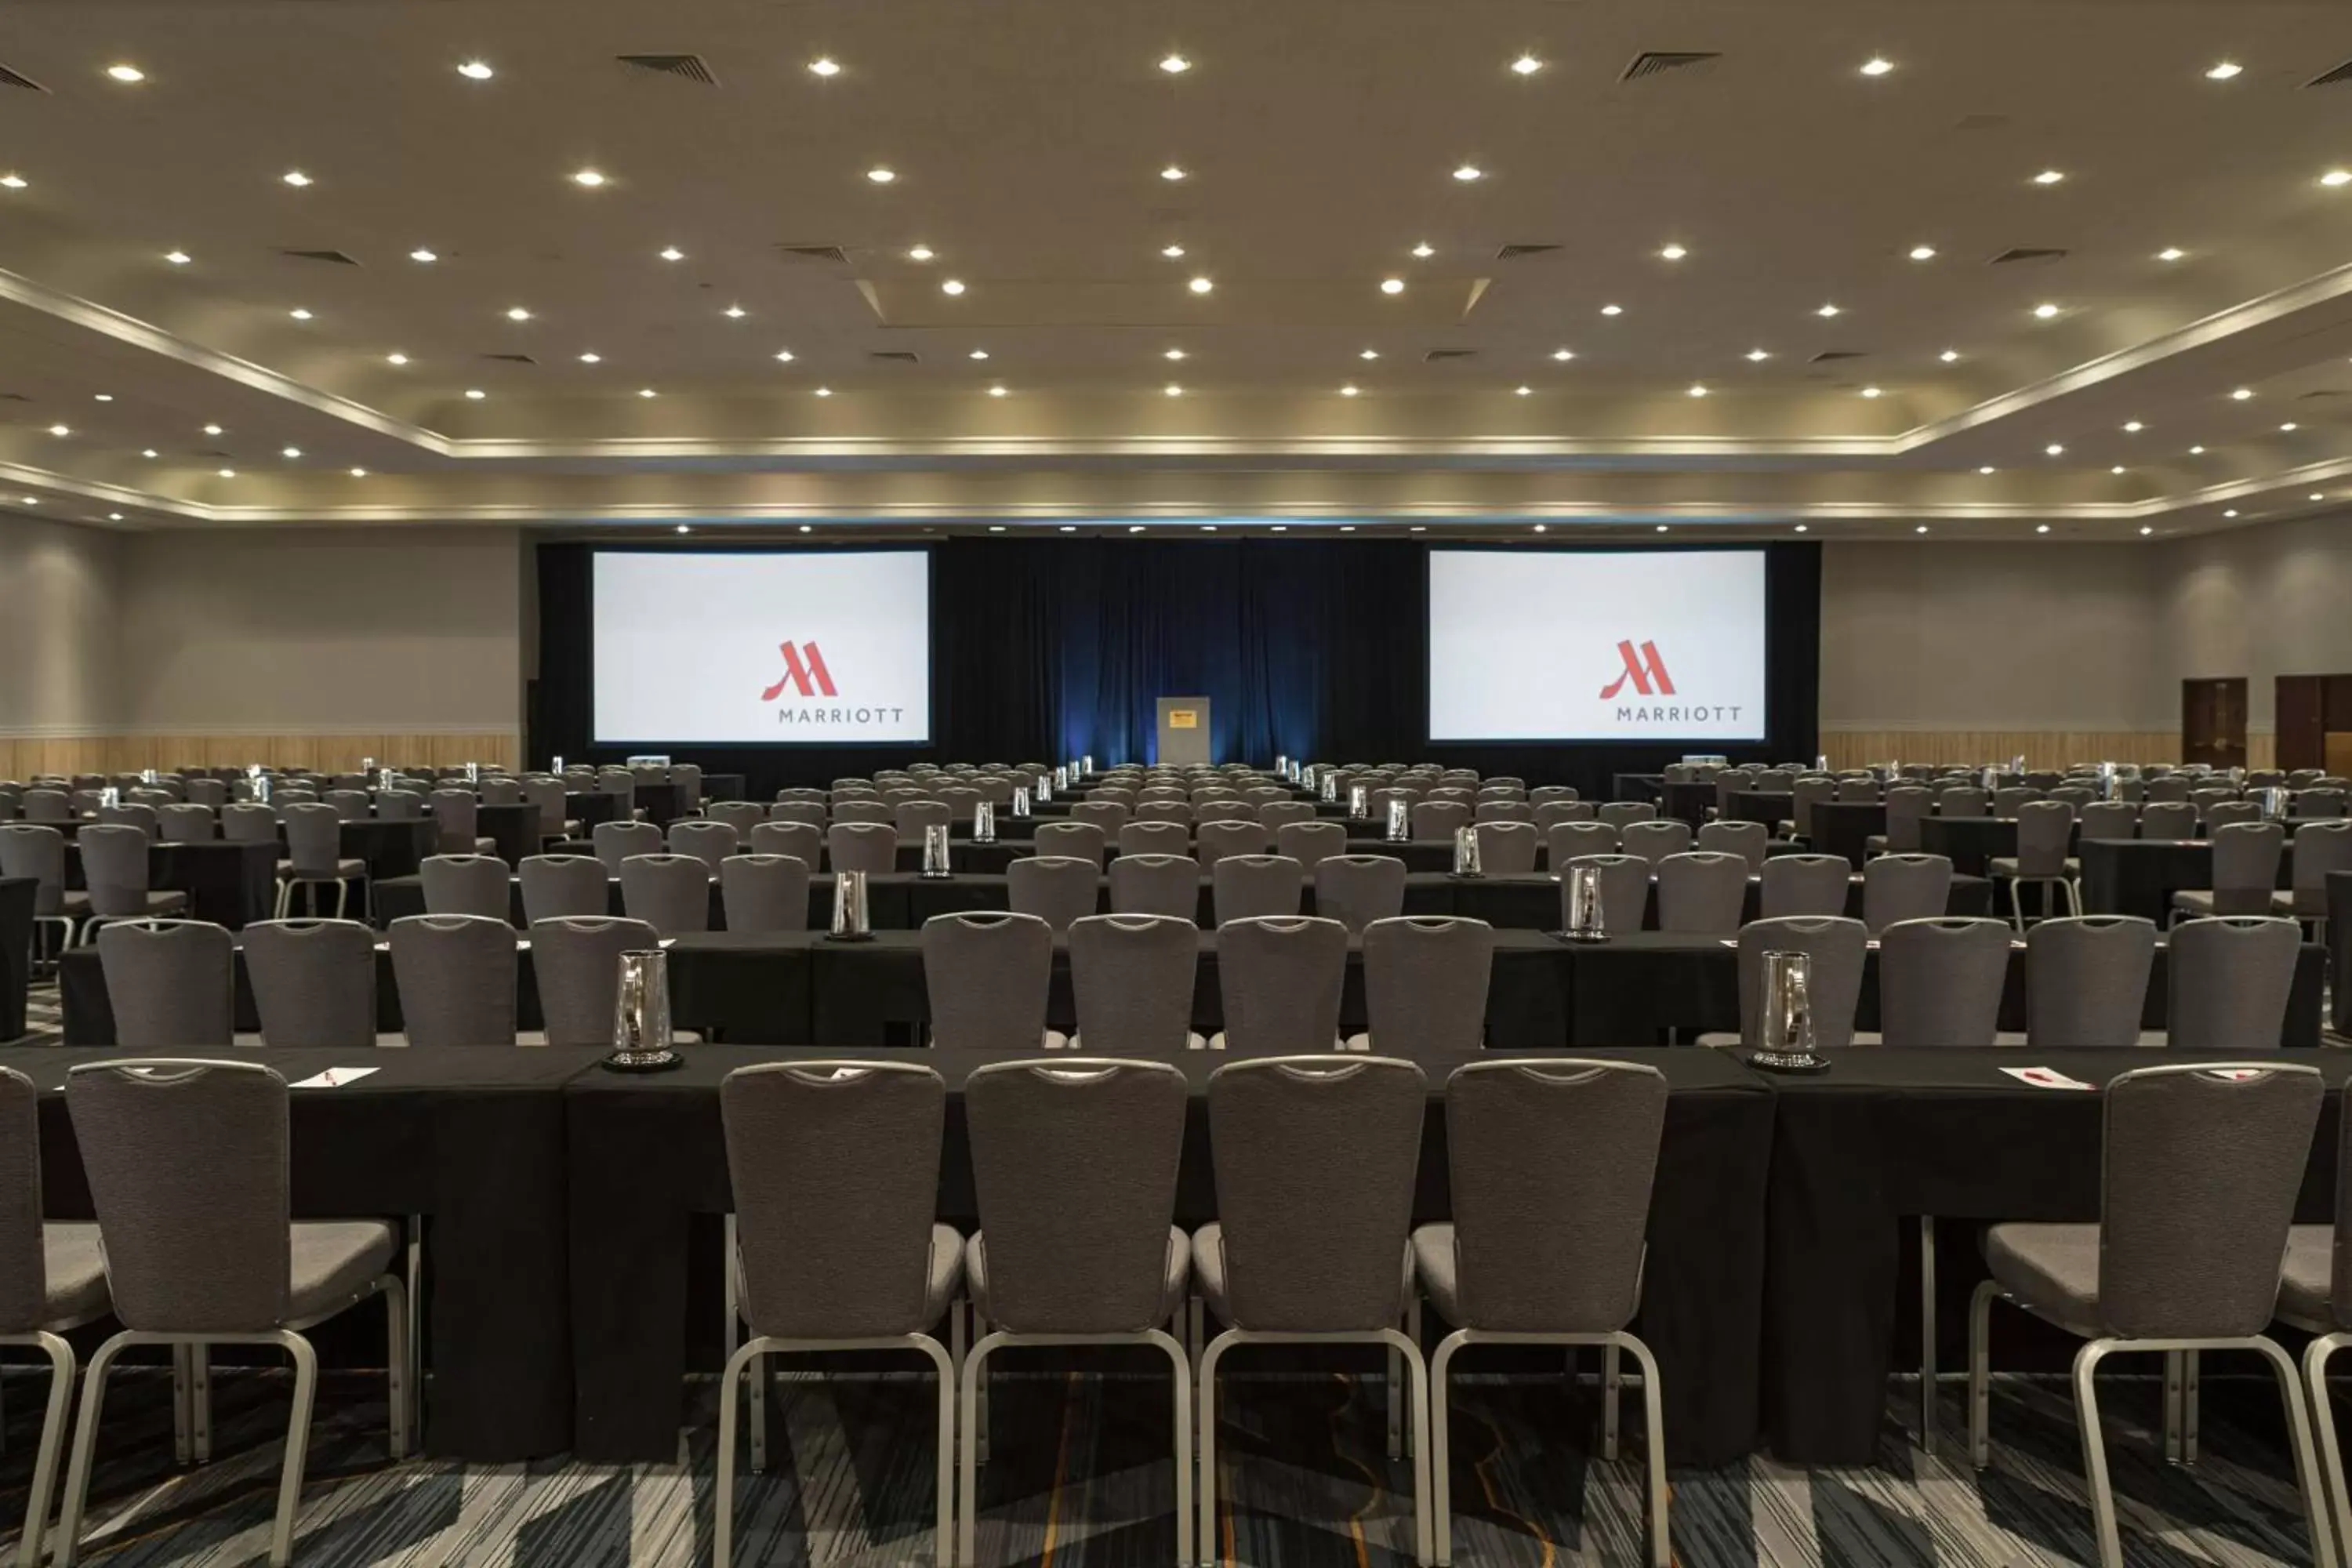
top-left (2278, 675), bottom-right (2325, 772)
top-left (2182, 677), bottom-right (2248, 768)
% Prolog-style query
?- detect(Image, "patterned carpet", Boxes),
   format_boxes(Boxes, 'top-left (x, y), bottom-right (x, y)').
top-left (0, 1358), bottom-right (2331, 1567)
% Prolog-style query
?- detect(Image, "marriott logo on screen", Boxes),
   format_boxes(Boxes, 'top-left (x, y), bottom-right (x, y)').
top-left (1598, 639), bottom-right (1744, 726)
top-left (759, 641), bottom-right (907, 729)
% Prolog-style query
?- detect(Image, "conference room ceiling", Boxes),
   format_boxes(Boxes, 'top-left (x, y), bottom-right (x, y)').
top-left (5, 0), bottom-right (2352, 539)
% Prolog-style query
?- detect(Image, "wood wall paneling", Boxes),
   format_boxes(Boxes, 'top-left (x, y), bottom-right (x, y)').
top-left (0, 733), bottom-right (521, 780)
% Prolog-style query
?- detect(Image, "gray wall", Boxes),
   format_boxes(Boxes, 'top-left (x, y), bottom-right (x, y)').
top-left (2158, 513), bottom-right (2352, 735)
top-left (0, 516), bottom-right (123, 738)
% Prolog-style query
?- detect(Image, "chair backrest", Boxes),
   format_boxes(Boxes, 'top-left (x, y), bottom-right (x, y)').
top-left (1069, 913), bottom-right (1198, 1051)
top-left (97, 919), bottom-right (234, 1049)
top-left (1312, 853), bottom-right (1406, 935)
top-left (0, 1067), bottom-right (54, 1334)
top-left (1694, 818), bottom-right (1768, 870)
top-left (1618, 818), bottom-right (1693, 866)
top-left (722, 1061), bottom-right (947, 1338)
top-left (826, 822), bottom-right (900, 876)
top-left (2203, 800), bottom-right (2261, 833)
top-left (519, 853), bottom-right (610, 924)
top-left (216, 802), bottom-right (275, 844)
top-left (67, 1058), bottom-right (299, 1334)
top-left (1258, 800), bottom-right (1316, 831)
top-left (2078, 801), bottom-right (2140, 840)
top-left (2139, 800), bottom-right (2199, 841)
top-left (2025, 915), bottom-right (2158, 1047)
top-left (747, 819), bottom-right (824, 869)
top-left (1861, 852), bottom-right (1953, 933)
top-left (2165, 916), bottom-right (2299, 1051)
top-left (1363, 916), bottom-right (1492, 1052)
top-left (1936, 785), bottom-right (1990, 817)
top-left (895, 800), bottom-right (952, 835)
top-left (1274, 820), bottom-right (1349, 867)
top-left (707, 801), bottom-right (768, 837)
top-left (1212, 854), bottom-right (1305, 925)
top-left (1118, 819), bottom-right (1192, 857)
top-left (1992, 786), bottom-right (2042, 820)
top-left (591, 819), bottom-right (665, 874)
top-left (1534, 800), bottom-right (1596, 829)
top-left (831, 799), bottom-right (893, 825)
top-left (521, 777), bottom-right (569, 830)
top-left (1007, 855), bottom-right (1100, 931)
top-left (1561, 855), bottom-right (1650, 936)
top-left (1596, 801), bottom-right (1657, 828)
top-left (19, 790), bottom-right (67, 824)
top-left (923, 912), bottom-right (1053, 1051)
top-left (1759, 853), bottom-right (1853, 920)
top-left (1443, 1059), bottom-right (1667, 1333)
top-left (2292, 818), bottom-right (2352, 895)
top-left (2208, 822), bottom-right (2286, 913)
top-left (1410, 800), bottom-right (1471, 840)
top-left (965, 1058), bottom-right (1189, 1333)
top-left (421, 853), bottom-right (513, 921)
top-left (2096, 1062), bottom-right (2324, 1339)
top-left (243, 918), bottom-right (377, 1049)
top-left (1471, 820), bottom-right (1540, 875)
top-left (719, 854), bottom-right (811, 934)
top-left (619, 853), bottom-right (713, 935)
top-left (530, 916), bottom-right (662, 1047)
top-left (666, 819), bottom-right (738, 875)
top-left (1194, 819), bottom-right (1269, 866)
top-left (1653, 851), bottom-right (1748, 935)
top-left (1881, 786), bottom-right (1934, 851)
top-left (1546, 820), bottom-right (1620, 868)
top-left (1876, 917), bottom-right (2012, 1047)
top-left (388, 914), bottom-right (517, 1046)
top-left (1736, 916), bottom-right (1868, 1049)
top-left (0, 823), bottom-right (67, 913)
top-left (1105, 852), bottom-right (1198, 918)
top-left (155, 803), bottom-right (216, 843)
top-left (427, 788), bottom-right (481, 855)
top-left (1529, 786), bottom-right (1579, 806)
top-left (98, 802), bottom-right (161, 840)
top-left (1472, 800), bottom-right (1534, 825)
top-left (78, 822), bottom-right (158, 916)
top-left (1218, 916), bottom-right (1348, 1051)
top-left (766, 800), bottom-right (828, 829)
top-left (1192, 801), bottom-right (1257, 826)
top-left (1204, 1056), bottom-right (1425, 1331)
top-left (1068, 800), bottom-right (1131, 835)
top-left (1033, 819), bottom-right (1108, 869)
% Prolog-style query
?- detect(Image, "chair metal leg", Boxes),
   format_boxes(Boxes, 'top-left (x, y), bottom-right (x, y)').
top-left (2303, 1333), bottom-right (2352, 1568)
top-left (12, 1333), bottom-right (75, 1568)
top-left (1602, 1341), bottom-right (1621, 1462)
top-left (913, 1334), bottom-right (956, 1568)
top-left (1967, 1280), bottom-right (2002, 1468)
top-left (958, 1336), bottom-right (996, 1568)
top-left (1196, 1333), bottom-right (1226, 1568)
top-left (270, 1332), bottom-right (319, 1568)
top-left (713, 1339), bottom-right (760, 1568)
top-left (2164, 1351), bottom-right (2183, 1463)
top-left (171, 1343), bottom-right (191, 1465)
top-left (1919, 1214), bottom-right (1937, 1454)
top-left (2249, 1334), bottom-right (2337, 1568)
top-left (2184, 1349), bottom-right (2199, 1466)
top-left (53, 1335), bottom-right (128, 1567)
top-left (384, 1275), bottom-right (409, 1460)
top-left (975, 1311), bottom-right (990, 1467)
top-left (405, 1218), bottom-right (423, 1449)
top-left (1152, 1329), bottom-right (1196, 1568)
top-left (1619, 1332), bottom-right (1671, 1568)
top-left (1388, 1344), bottom-right (1403, 1461)
top-left (2072, 1341), bottom-right (2125, 1568)
top-left (191, 1343), bottom-right (212, 1464)
top-left (1431, 1333), bottom-right (1460, 1568)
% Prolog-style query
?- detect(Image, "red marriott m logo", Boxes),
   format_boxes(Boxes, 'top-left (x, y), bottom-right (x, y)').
top-left (1599, 640), bottom-right (1675, 700)
top-left (760, 641), bottom-right (838, 702)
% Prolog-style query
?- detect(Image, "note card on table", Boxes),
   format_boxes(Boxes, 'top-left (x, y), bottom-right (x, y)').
top-left (291, 1067), bottom-right (379, 1090)
top-left (2001, 1065), bottom-right (2096, 1091)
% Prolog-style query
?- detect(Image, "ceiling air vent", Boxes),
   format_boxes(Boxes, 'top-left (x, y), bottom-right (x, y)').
top-left (1989, 246), bottom-right (2069, 265)
top-left (617, 53), bottom-right (717, 85)
top-left (1809, 350), bottom-right (1867, 363)
top-left (282, 249), bottom-right (360, 266)
top-left (0, 61), bottom-right (45, 92)
top-left (2296, 388), bottom-right (2348, 400)
top-left (776, 245), bottom-right (849, 264)
top-left (1424, 349), bottom-right (1477, 363)
top-left (1495, 244), bottom-right (1562, 261)
top-left (2307, 58), bottom-right (2352, 88)
top-left (870, 350), bottom-right (921, 364)
top-left (0, 392), bottom-right (29, 402)
top-left (1621, 51), bottom-right (1721, 82)
top-left (481, 353), bottom-right (538, 365)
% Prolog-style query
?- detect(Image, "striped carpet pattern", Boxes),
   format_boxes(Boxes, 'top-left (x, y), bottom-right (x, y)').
top-left (0, 1360), bottom-right (2328, 1567)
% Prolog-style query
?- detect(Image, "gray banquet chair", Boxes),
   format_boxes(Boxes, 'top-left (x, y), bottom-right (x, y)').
top-left (1212, 854), bottom-right (1305, 925)
top-left (1214, 916), bottom-right (1347, 1052)
top-left (667, 818), bottom-right (739, 876)
top-left (521, 778), bottom-right (579, 843)
top-left (322, 789), bottom-right (374, 824)
top-left (183, 778), bottom-right (228, 811)
top-left (1472, 820), bottom-right (1541, 875)
top-left (387, 914), bottom-right (516, 1047)
top-left (1696, 818), bottom-right (1769, 871)
top-left (2024, 916), bottom-right (2158, 1048)
top-left (531, 916), bottom-right (661, 1048)
top-left (1069, 914), bottom-right (1203, 1053)
top-left (958, 1059), bottom-right (1194, 1565)
top-left (1967, 1063), bottom-right (2333, 1568)
top-left (1547, 820), bottom-right (1621, 869)
top-left (830, 799), bottom-right (893, 826)
top-left (1314, 854), bottom-right (1407, 935)
top-left (1135, 800), bottom-right (1192, 826)
top-left (706, 801), bottom-right (768, 838)
top-left (720, 855), bottom-right (811, 935)
top-left (96, 803), bottom-right (160, 841)
top-left (1108, 853), bottom-right (1200, 920)
top-left (924, 912), bottom-right (1063, 1050)
top-left (277, 804), bottom-right (368, 921)
top-left (1869, 786), bottom-right (1936, 855)
top-left (1410, 801), bottom-right (1471, 840)
top-left (2278, 818), bottom-right (2352, 939)
top-left (1596, 801), bottom-right (1657, 829)
top-left (2163, 916), bottom-right (2299, 1051)
top-left (221, 802), bottom-right (278, 844)
top-left (78, 822), bottom-right (187, 937)
top-left (2203, 800), bottom-right (2262, 833)
top-left (747, 819), bottom-right (823, 869)
top-left (520, 853), bottom-right (610, 924)
top-left (1872, 917), bottom-right (2013, 1049)
top-left (1701, 916), bottom-right (1868, 1049)
top-left (2139, 800), bottom-right (2199, 841)
top-left (1472, 800), bottom-right (1534, 825)
top-left (895, 800), bottom-right (953, 837)
top-left (1936, 784), bottom-right (1991, 818)
top-left (2077, 801), bottom-right (2140, 842)
top-left (243, 919), bottom-right (379, 1050)
top-left (591, 819), bottom-right (665, 876)
top-left (1118, 820), bottom-right (1192, 858)
top-left (1654, 851), bottom-right (1749, 935)
top-left (1760, 853), bottom-right (1855, 920)
top-left (1193, 801), bottom-right (1257, 826)
top-left (1259, 800), bottom-right (1316, 831)
top-left (1420, 1060), bottom-right (1671, 1567)
top-left (2172, 820), bottom-right (2286, 923)
top-left (1195, 818), bottom-right (1269, 867)
top-left (619, 853), bottom-right (713, 936)
top-left (478, 775), bottom-right (522, 807)
top-left (1350, 916), bottom-right (1492, 1054)
top-left (713, 1062), bottom-right (960, 1568)
top-left (765, 800), bottom-right (827, 829)
top-left (1276, 819), bottom-right (1350, 867)
top-left (426, 789), bottom-right (499, 857)
top-left (1618, 818), bottom-right (1694, 866)
top-left (96, 919), bottom-right (234, 1051)
top-left (1534, 800), bottom-right (1597, 830)
top-left (1195, 1057), bottom-right (1432, 1564)
top-left (56, 1060), bottom-right (408, 1568)
top-left (1033, 818), bottom-right (1108, 868)
top-left (1007, 855), bottom-right (1101, 931)
top-left (2278, 1089), bottom-right (2352, 1560)
top-left (826, 822), bottom-right (900, 877)
top-left (156, 803), bottom-right (216, 844)
top-left (420, 854), bottom-right (513, 921)
top-left (1069, 799), bottom-right (1131, 834)
top-left (1561, 855), bottom-right (1651, 937)
top-left (1861, 852), bottom-right (1955, 932)
top-left (18, 790), bottom-right (67, 826)
top-left (0, 1066), bottom-right (110, 1568)
top-left (0, 823), bottom-right (88, 954)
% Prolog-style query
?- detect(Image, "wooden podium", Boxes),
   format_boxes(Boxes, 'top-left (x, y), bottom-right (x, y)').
top-left (1156, 696), bottom-right (1210, 766)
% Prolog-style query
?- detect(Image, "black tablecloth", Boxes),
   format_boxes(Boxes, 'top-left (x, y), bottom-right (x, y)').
top-left (1762, 1047), bottom-right (2350, 1463)
top-left (1661, 782), bottom-right (1715, 827)
top-left (0, 877), bottom-right (32, 1042)
top-left (1806, 802), bottom-right (1886, 869)
top-left (635, 782), bottom-right (690, 826)
top-left (64, 839), bottom-right (280, 928)
top-left (699, 774), bottom-right (746, 803)
top-left (2076, 837), bottom-right (2298, 924)
top-left (21, 1045), bottom-right (599, 1460)
top-left (2333, 872), bottom-right (2352, 1037)
top-left (475, 803), bottom-right (543, 866)
top-left (1724, 790), bottom-right (1793, 829)
top-left (563, 1043), bottom-right (1775, 1468)
top-left (1612, 773), bottom-right (1664, 803)
top-left (1917, 815), bottom-right (2016, 878)
top-left (1559, 931), bottom-right (2322, 1048)
top-left (335, 818), bottom-right (443, 884)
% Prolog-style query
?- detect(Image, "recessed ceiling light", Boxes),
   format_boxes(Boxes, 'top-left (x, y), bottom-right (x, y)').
top-left (989, 524), bottom-right (1010, 533)
top-left (1411, 242), bottom-right (1436, 259)
top-left (2281, 421), bottom-right (2299, 431)
top-left (1058, 524), bottom-right (1076, 532)
top-left (865, 167), bottom-right (898, 184)
top-left (107, 512), bottom-right (123, 522)
top-left (2032, 302), bottom-right (2060, 319)
top-left (1915, 524), bottom-right (1929, 534)
top-left (638, 387), bottom-right (657, 398)
top-left (1340, 384), bottom-right (1360, 397)
top-left (2224, 508), bottom-right (2239, 517)
top-left (1515, 386), bottom-right (1532, 396)
top-left (988, 385), bottom-right (1007, 397)
top-left (1340, 525), bottom-right (1359, 532)
top-left (2158, 247), bottom-right (2186, 262)
top-left (386, 352), bottom-right (408, 365)
top-left (506, 307), bottom-right (532, 321)
top-left (579, 351), bottom-right (601, 363)
top-left (1510, 54), bottom-right (1544, 75)
top-left (1164, 384), bottom-right (1183, 397)
top-left (675, 524), bottom-right (691, 535)
top-left (1745, 348), bottom-right (1770, 362)
top-left (92, 394), bottom-right (111, 402)
top-left (1600, 303), bottom-right (1623, 316)
top-left (2325, 170), bottom-right (2352, 188)
top-left (1163, 348), bottom-right (1186, 361)
top-left (1817, 303), bottom-right (1842, 318)
top-left (1199, 524), bottom-right (1218, 532)
top-left (1160, 244), bottom-right (1185, 259)
top-left (1379, 277), bottom-right (1405, 295)
top-left (2032, 169), bottom-right (2065, 185)
top-left (2314, 492), bottom-right (2328, 502)
top-left (1907, 245), bottom-right (1936, 261)
top-left (17, 497), bottom-right (33, 506)
top-left (1979, 466), bottom-right (1997, 474)
top-left (142, 449), bottom-right (158, 459)
top-left (1361, 349), bottom-right (1381, 361)
top-left (1160, 165), bottom-right (1188, 182)
top-left (813, 387), bottom-right (832, 397)
top-left (2045, 443), bottom-right (2065, 456)
top-left (1452, 164), bottom-right (1484, 182)
top-left (458, 60), bottom-right (495, 81)
top-left (1860, 56), bottom-right (1894, 76)
top-left (1687, 383), bottom-right (1708, 397)
top-left (203, 423), bottom-right (223, 435)
top-left (941, 278), bottom-right (967, 296)
top-left (46, 425), bottom-right (67, 437)
top-left (808, 56), bottom-right (840, 77)
top-left (907, 245), bottom-right (935, 261)
top-left (289, 307), bottom-right (313, 321)
top-left (409, 248), bottom-right (438, 263)
top-left (2231, 387), bottom-right (2254, 399)
top-left (2205, 61), bottom-right (2243, 80)
top-left (1794, 524), bottom-right (1809, 533)
top-left (281, 169), bottom-right (314, 187)
top-left (1659, 243), bottom-right (1687, 261)
top-left (1655, 524), bottom-right (1671, 534)
top-left (1409, 525), bottom-right (1427, 532)
top-left (771, 350), bottom-right (798, 365)
top-left (659, 246), bottom-right (685, 262)
top-left (723, 305), bottom-right (746, 319)
top-left (217, 468), bottom-right (235, 478)
top-left (106, 64), bottom-right (145, 82)
top-left (1939, 349), bottom-right (1961, 362)
top-left (282, 446), bottom-right (302, 459)
top-left (1189, 276), bottom-right (1214, 294)
top-left (571, 169), bottom-right (606, 187)
top-left (2189, 445), bottom-right (2205, 454)
top-left (2122, 421), bottom-right (2143, 433)
top-left (970, 348), bottom-right (990, 361)
top-left (1159, 53), bottom-right (1192, 74)
top-left (1127, 524), bottom-right (1146, 533)
top-left (350, 467), bottom-right (367, 477)
top-left (164, 249), bottom-right (191, 264)
top-left (0, 175), bottom-right (24, 190)
top-left (2111, 465), bottom-right (2125, 474)
top-left (464, 389), bottom-right (485, 400)
top-left (1532, 524), bottom-right (1547, 533)
top-left (1554, 348), bottom-right (1577, 361)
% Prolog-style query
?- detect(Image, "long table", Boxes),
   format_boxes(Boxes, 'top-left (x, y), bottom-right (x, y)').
top-left (561, 1042), bottom-right (1776, 1468)
top-left (0, 877), bottom-right (32, 1042)
top-left (20, 1046), bottom-right (600, 1461)
top-left (64, 838), bottom-right (280, 928)
top-left (2076, 836), bottom-right (2299, 924)
top-left (1762, 1047), bottom-right (2350, 1463)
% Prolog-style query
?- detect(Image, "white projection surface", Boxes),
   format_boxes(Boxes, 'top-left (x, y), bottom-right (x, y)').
top-left (1428, 549), bottom-right (1768, 741)
top-left (593, 550), bottom-right (931, 743)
